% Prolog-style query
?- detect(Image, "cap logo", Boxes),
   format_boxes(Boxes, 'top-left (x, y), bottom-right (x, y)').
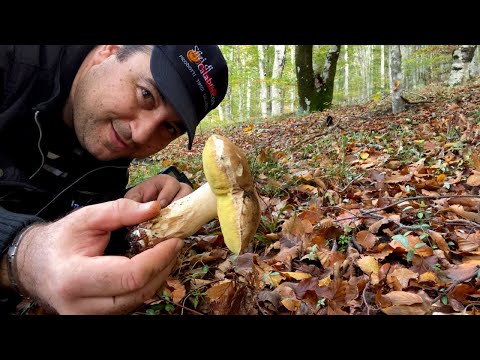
top-left (186, 46), bottom-right (218, 105)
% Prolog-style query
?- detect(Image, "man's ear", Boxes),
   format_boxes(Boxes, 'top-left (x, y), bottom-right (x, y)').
top-left (92, 45), bottom-right (121, 64)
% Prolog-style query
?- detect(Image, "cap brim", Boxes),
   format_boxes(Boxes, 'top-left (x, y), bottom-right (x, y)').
top-left (150, 46), bottom-right (197, 150)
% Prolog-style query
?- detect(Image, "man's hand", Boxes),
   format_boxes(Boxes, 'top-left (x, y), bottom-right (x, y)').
top-left (124, 174), bottom-right (193, 208)
top-left (15, 199), bottom-right (184, 314)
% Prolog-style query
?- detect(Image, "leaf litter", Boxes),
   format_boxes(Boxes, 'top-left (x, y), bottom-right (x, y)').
top-left (17, 80), bottom-right (480, 315)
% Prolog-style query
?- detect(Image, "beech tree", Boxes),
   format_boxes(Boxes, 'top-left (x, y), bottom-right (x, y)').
top-left (448, 45), bottom-right (478, 85)
top-left (295, 45), bottom-right (341, 114)
top-left (271, 45), bottom-right (287, 116)
top-left (389, 45), bottom-right (405, 114)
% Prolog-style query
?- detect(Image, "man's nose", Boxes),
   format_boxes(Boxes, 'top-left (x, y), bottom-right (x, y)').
top-left (131, 112), bottom-right (164, 144)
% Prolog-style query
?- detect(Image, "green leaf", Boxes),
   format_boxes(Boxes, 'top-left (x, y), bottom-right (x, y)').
top-left (392, 234), bottom-right (409, 249)
top-left (165, 303), bottom-right (175, 313)
top-left (406, 249), bottom-right (415, 261)
top-left (316, 298), bottom-right (326, 307)
top-left (441, 296), bottom-right (448, 305)
top-left (402, 206), bottom-right (413, 212)
top-left (414, 242), bottom-right (427, 249)
top-left (146, 308), bottom-right (156, 315)
top-left (417, 212), bottom-right (424, 219)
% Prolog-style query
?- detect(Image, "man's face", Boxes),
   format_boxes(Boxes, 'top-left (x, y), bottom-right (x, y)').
top-left (71, 46), bottom-right (186, 161)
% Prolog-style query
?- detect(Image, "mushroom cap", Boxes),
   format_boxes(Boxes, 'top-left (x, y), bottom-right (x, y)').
top-left (202, 134), bottom-right (261, 254)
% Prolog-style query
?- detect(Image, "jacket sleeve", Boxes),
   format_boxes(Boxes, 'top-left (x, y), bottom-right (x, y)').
top-left (0, 206), bottom-right (44, 255)
top-left (0, 45), bottom-right (13, 109)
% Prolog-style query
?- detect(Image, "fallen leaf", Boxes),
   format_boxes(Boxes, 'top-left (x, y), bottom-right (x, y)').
top-left (382, 291), bottom-right (424, 306)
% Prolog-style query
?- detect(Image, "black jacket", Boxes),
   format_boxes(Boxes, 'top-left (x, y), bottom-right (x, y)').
top-left (0, 46), bottom-right (132, 289)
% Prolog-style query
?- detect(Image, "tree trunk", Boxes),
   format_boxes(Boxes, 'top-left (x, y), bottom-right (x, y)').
top-left (257, 45), bottom-right (269, 118)
top-left (295, 45), bottom-right (315, 113)
top-left (381, 45), bottom-right (385, 89)
top-left (344, 44), bottom-right (349, 101)
top-left (389, 45), bottom-right (405, 114)
top-left (470, 46), bottom-right (479, 77)
top-left (271, 45), bottom-right (286, 117)
top-left (319, 45), bottom-right (341, 109)
top-left (448, 45), bottom-right (477, 86)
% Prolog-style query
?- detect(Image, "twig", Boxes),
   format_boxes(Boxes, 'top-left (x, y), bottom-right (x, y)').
top-left (335, 174), bottom-right (364, 193)
top-left (358, 210), bottom-right (427, 232)
top-left (169, 299), bottom-right (204, 315)
top-left (445, 219), bottom-right (480, 229)
top-left (430, 265), bottom-right (480, 305)
top-left (362, 282), bottom-right (372, 315)
top-left (331, 194), bottom-right (480, 223)
top-left (402, 89), bottom-right (430, 103)
top-left (290, 123), bottom-right (340, 150)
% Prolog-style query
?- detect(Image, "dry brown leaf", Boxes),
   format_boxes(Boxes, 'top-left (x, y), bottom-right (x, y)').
top-left (472, 152), bottom-right (480, 170)
top-left (206, 280), bottom-right (235, 302)
top-left (384, 173), bottom-right (413, 183)
top-left (281, 216), bottom-right (314, 236)
top-left (387, 267), bottom-right (418, 289)
top-left (382, 291), bottom-right (424, 306)
top-left (165, 278), bottom-right (187, 304)
top-left (418, 272), bottom-right (440, 284)
top-left (455, 230), bottom-right (480, 252)
top-left (368, 217), bottom-right (389, 234)
top-left (447, 197), bottom-right (480, 209)
top-left (316, 248), bottom-right (347, 269)
top-left (357, 256), bottom-right (380, 275)
top-left (280, 272), bottom-right (312, 281)
top-left (467, 170), bottom-right (480, 186)
top-left (281, 298), bottom-right (302, 312)
top-left (356, 230), bottom-right (376, 249)
top-left (448, 204), bottom-right (480, 223)
top-left (318, 275), bottom-right (332, 287)
top-left (463, 255), bottom-right (480, 265)
top-left (440, 263), bottom-right (480, 283)
top-left (274, 283), bottom-right (297, 299)
top-left (381, 305), bottom-right (428, 315)
top-left (428, 231), bottom-right (450, 254)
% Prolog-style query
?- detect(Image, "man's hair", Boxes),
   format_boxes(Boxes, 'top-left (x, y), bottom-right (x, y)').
top-left (116, 45), bottom-right (153, 62)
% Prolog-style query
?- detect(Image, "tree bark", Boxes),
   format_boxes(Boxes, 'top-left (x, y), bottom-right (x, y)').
top-left (344, 44), bottom-right (349, 101)
top-left (295, 45), bottom-right (341, 114)
top-left (257, 45), bottom-right (269, 118)
top-left (295, 45), bottom-right (315, 113)
top-left (389, 45), bottom-right (405, 114)
top-left (448, 45), bottom-right (477, 86)
top-left (271, 45), bottom-right (286, 116)
top-left (318, 45), bottom-right (341, 109)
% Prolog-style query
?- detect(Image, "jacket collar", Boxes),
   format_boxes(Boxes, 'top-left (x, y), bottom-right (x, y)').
top-left (34, 45), bottom-right (96, 114)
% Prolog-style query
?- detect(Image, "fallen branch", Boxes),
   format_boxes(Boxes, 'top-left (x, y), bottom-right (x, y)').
top-left (430, 265), bottom-right (480, 305)
top-left (332, 194), bottom-right (480, 223)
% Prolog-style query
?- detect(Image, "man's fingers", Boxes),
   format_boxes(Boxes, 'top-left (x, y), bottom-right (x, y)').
top-left (172, 183), bottom-right (193, 202)
top-left (59, 254), bottom-right (179, 314)
top-left (72, 198), bottom-right (160, 231)
top-left (63, 238), bottom-right (183, 297)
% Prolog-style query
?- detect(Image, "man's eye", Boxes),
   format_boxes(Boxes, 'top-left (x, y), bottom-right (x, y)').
top-left (166, 123), bottom-right (179, 136)
top-left (141, 88), bottom-right (153, 99)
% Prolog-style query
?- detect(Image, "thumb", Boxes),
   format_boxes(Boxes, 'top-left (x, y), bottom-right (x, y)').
top-left (73, 198), bottom-right (161, 232)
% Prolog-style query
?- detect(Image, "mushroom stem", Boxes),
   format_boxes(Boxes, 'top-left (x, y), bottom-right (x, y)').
top-left (125, 183), bottom-right (217, 256)
top-left (125, 134), bottom-right (261, 257)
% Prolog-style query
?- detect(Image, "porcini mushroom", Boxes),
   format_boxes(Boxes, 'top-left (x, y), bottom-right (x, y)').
top-left (125, 134), bottom-right (261, 256)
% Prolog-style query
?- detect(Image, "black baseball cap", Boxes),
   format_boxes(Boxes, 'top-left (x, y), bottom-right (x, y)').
top-left (150, 45), bottom-right (229, 150)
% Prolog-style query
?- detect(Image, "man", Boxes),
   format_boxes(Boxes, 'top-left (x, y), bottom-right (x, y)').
top-left (0, 45), bottom-right (229, 314)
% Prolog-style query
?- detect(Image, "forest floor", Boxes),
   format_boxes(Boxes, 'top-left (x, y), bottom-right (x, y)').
top-left (18, 78), bottom-right (480, 315)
